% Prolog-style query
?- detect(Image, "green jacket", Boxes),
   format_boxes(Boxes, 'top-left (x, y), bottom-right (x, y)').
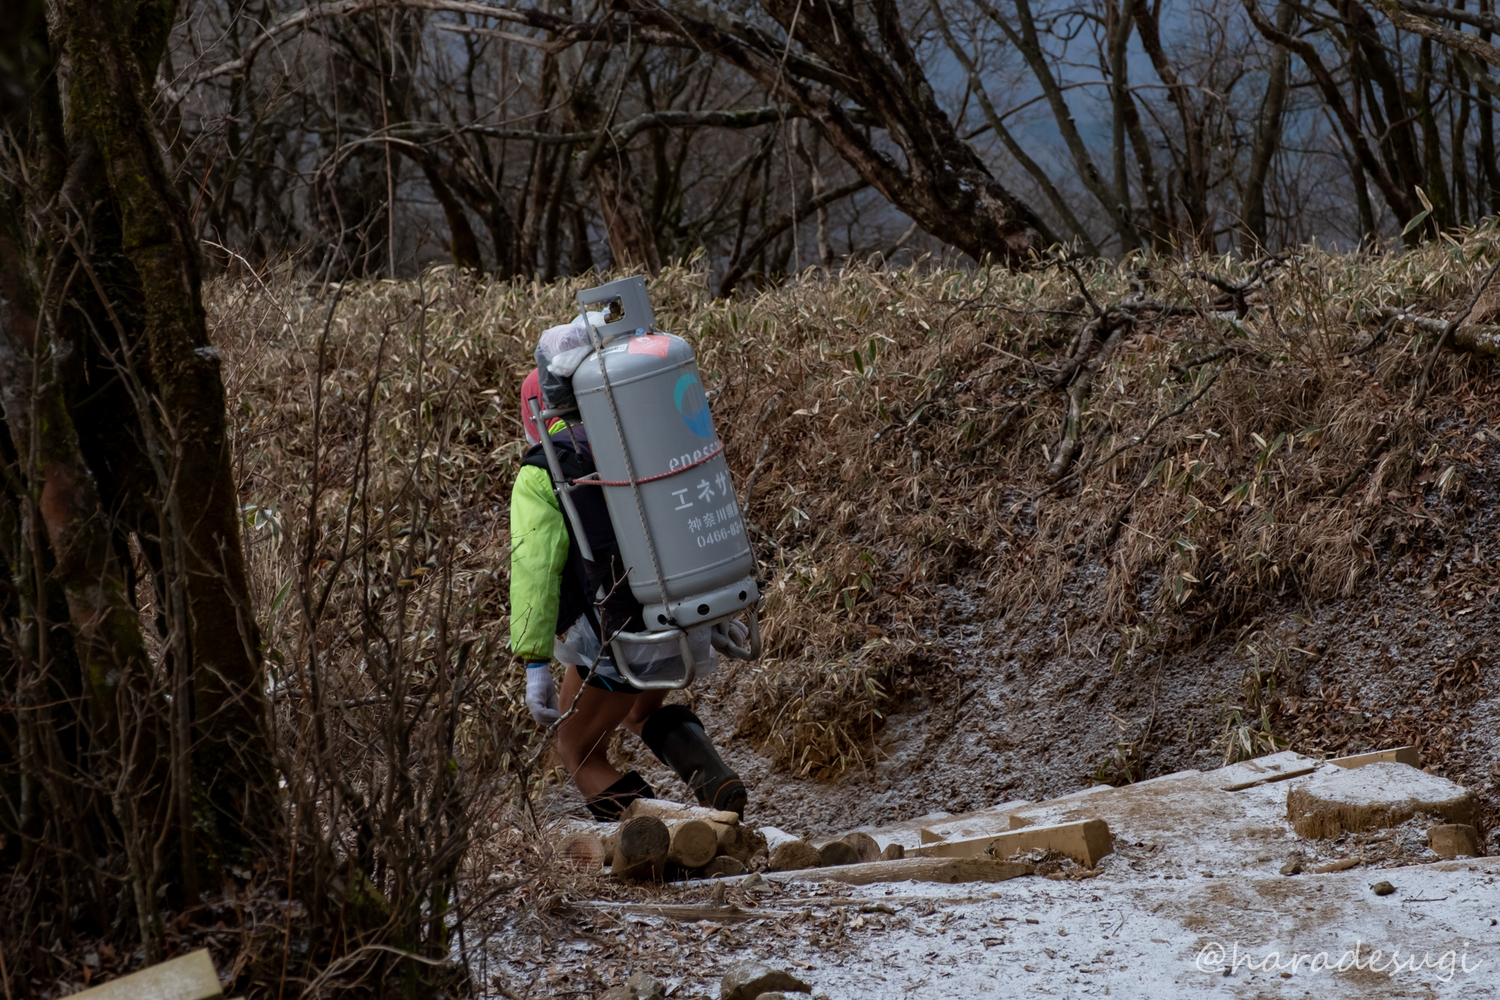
top-left (509, 461), bottom-right (570, 661)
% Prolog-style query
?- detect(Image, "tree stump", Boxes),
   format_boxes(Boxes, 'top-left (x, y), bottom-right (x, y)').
top-left (1286, 763), bottom-right (1475, 839)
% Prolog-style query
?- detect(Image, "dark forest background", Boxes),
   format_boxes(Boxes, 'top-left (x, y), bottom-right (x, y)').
top-left (165, 0), bottom-right (1500, 286)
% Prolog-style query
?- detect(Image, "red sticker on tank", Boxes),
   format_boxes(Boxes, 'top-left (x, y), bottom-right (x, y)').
top-left (627, 335), bottom-right (671, 358)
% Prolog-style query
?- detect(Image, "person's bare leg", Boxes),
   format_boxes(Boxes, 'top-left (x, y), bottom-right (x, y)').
top-left (622, 690), bottom-right (665, 737)
top-left (557, 667), bottom-right (640, 799)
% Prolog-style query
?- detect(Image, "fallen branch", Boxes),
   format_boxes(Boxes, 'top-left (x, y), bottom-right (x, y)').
top-left (968, 401), bottom-right (1029, 455)
top-left (1331, 257), bottom-right (1500, 498)
top-left (1171, 344), bottom-right (1260, 379)
top-left (1046, 318), bottom-right (1132, 480)
top-left (765, 856), bottom-right (1035, 887)
top-left (1184, 255), bottom-right (1288, 317)
top-left (1036, 368), bottom-right (1221, 498)
top-left (1411, 255), bottom-right (1500, 409)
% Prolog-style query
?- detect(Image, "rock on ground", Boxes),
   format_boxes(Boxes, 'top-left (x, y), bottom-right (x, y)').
top-left (720, 961), bottom-right (811, 1000)
top-left (597, 971), bottom-right (665, 1000)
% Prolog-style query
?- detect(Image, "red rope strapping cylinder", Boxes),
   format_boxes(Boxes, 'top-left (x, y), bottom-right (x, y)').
top-left (572, 441), bottom-right (724, 487)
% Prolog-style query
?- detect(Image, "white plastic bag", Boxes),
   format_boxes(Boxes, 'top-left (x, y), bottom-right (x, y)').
top-left (533, 311), bottom-right (605, 408)
top-left (553, 615), bottom-right (716, 686)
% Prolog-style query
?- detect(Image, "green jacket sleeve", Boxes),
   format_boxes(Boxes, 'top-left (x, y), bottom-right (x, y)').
top-left (509, 464), bottom-right (570, 661)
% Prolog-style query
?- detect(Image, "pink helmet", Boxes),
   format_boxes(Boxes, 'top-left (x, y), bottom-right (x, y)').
top-left (521, 368), bottom-right (545, 444)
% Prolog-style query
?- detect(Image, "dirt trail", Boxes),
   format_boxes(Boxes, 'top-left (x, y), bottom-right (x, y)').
top-left (517, 410), bottom-right (1500, 999)
top-left (574, 506), bottom-right (1500, 851)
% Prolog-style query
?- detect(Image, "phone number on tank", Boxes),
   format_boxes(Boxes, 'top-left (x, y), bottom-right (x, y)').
top-left (695, 522), bottom-right (743, 547)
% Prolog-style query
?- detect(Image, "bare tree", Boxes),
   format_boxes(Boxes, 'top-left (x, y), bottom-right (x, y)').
top-left (1, 0), bottom-right (276, 969)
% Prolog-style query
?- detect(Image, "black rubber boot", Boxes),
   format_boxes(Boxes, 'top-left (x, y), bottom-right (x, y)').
top-left (641, 705), bottom-right (747, 815)
top-left (585, 770), bottom-right (654, 821)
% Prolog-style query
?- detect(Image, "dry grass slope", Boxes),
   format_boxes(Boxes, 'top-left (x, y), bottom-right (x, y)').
top-left (215, 226), bottom-right (1500, 791)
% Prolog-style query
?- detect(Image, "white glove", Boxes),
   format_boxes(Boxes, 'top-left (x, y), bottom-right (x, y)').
top-left (710, 619), bottom-right (750, 653)
top-left (525, 663), bottom-right (560, 724)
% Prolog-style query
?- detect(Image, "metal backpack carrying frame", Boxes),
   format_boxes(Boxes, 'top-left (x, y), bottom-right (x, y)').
top-left (528, 277), bottom-right (761, 690)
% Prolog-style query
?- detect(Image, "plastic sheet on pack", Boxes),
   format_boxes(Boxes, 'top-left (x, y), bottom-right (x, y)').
top-left (534, 311), bottom-right (605, 409)
top-left (553, 615), bottom-right (715, 687)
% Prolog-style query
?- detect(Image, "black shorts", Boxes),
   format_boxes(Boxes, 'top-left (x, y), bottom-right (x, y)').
top-left (574, 660), bottom-right (640, 694)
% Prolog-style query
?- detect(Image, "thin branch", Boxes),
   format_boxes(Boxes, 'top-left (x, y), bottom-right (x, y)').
top-left (716, 179), bottom-right (871, 296)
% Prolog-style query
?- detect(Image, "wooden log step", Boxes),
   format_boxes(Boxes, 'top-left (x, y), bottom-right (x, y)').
top-left (665, 818), bottom-right (719, 869)
top-left (767, 856), bottom-right (1034, 887)
top-left (625, 799), bottom-right (762, 862)
top-left (767, 840), bottom-right (822, 872)
top-left (1328, 746), bottom-right (1420, 770)
top-left (702, 855), bottom-right (747, 878)
top-left (837, 831), bottom-right (880, 862)
top-left (910, 818), bottom-right (1114, 868)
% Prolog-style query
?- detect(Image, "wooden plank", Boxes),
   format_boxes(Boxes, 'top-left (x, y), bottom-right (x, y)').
top-left (1329, 746), bottom-right (1420, 770)
top-left (69, 949), bottom-right (223, 1000)
top-left (1009, 788), bottom-right (1112, 828)
top-left (1216, 750), bottom-right (1319, 791)
top-left (910, 818), bottom-right (1113, 868)
top-left (570, 901), bottom-right (789, 923)
top-left (624, 799), bottom-right (742, 825)
top-left (846, 800), bottom-right (1033, 849)
top-left (765, 856), bottom-right (1034, 887)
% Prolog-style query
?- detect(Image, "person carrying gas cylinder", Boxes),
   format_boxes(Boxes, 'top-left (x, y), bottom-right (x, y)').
top-left (509, 318), bottom-right (749, 822)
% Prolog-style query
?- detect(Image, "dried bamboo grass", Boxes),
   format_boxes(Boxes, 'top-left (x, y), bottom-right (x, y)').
top-left (213, 225), bottom-right (1500, 783)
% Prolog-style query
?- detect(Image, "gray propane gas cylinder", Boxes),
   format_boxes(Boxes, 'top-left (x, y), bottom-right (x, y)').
top-left (569, 325), bottom-right (759, 631)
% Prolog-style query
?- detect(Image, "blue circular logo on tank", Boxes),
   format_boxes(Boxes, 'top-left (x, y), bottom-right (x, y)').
top-left (674, 373), bottom-right (714, 438)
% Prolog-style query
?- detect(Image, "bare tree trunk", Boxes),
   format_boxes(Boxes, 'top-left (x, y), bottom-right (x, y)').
top-left (982, 0), bottom-right (1139, 251)
top-left (66, 0), bottom-right (278, 860)
top-left (1242, 2), bottom-right (1293, 252)
top-left (590, 147), bottom-right (662, 273)
top-left (1416, 37), bottom-right (1453, 231)
top-left (0, 200), bottom-right (156, 760)
top-left (1481, 1), bottom-right (1500, 214)
top-left (1451, 44), bottom-right (1473, 224)
top-left (568, 47), bottom-right (662, 274)
top-left (929, 0), bottom-right (1087, 253)
top-left (416, 155), bottom-right (484, 270)
top-left (1132, 0), bottom-right (1212, 252)
top-left (1121, 73), bottom-right (1172, 251)
top-left (1107, 0), bottom-right (1135, 242)
top-left (1243, 0), bottom-right (1414, 228)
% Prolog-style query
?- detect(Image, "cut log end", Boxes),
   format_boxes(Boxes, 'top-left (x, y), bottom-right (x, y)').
top-left (817, 840), bottom-right (861, 867)
top-left (666, 818), bottom-right (719, 869)
top-left (557, 829), bottom-right (610, 869)
top-left (767, 839), bottom-right (822, 873)
top-left (612, 815), bottom-right (670, 880)
top-left (840, 831), bottom-right (881, 863)
top-left (702, 855), bottom-right (748, 878)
